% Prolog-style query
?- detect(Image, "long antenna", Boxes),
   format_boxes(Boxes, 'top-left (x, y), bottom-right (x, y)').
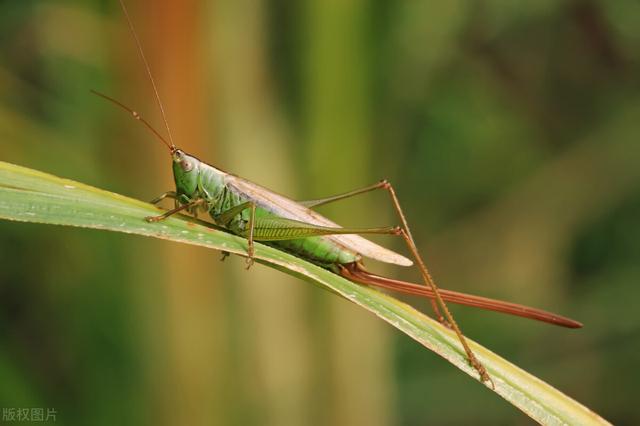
top-left (91, 90), bottom-right (175, 151)
top-left (118, 0), bottom-right (176, 150)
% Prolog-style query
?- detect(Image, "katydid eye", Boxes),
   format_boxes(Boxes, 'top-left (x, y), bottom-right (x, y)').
top-left (181, 160), bottom-right (193, 172)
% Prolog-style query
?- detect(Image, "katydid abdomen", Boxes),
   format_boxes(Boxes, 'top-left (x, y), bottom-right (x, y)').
top-left (225, 202), bottom-right (361, 266)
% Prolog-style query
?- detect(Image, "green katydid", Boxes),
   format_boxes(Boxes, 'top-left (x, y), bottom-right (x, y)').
top-left (97, 0), bottom-right (582, 386)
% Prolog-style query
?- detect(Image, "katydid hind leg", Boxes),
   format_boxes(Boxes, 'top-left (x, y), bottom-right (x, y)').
top-left (298, 180), bottom-right (387, 208)
top-left (299, 180), bottom-right (447, 322)
top-left (211, 179), bottom-right (502, 383)
top-left (216, 198), bottom-right (403, 243)
top-left (247, 217), bottom-right (401, 241)
top-left (378, 180), bottom-right (493, 385)
top-left (307, 178), bottom-right (493, 383)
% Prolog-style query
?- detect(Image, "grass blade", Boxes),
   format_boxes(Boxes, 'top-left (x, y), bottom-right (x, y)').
top-left (0, 161), bottom-right (610, 425)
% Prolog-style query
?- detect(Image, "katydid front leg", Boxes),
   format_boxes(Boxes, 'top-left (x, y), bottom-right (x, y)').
top-left (145, 198), bottom-right (205, 222)
top-left (149, 191), bottom-right (181, 211)
top-left (150, 191), bottom-right (177, 205)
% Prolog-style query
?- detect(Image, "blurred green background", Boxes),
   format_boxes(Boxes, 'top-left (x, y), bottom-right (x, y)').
top-left (1, 0), bottom-right (639, 424)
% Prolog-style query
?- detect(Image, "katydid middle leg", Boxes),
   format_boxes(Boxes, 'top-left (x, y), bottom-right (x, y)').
top-left (216, 201), bottom-right (258, 268)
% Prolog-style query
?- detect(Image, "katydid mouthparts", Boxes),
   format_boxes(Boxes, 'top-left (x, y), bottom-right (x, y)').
top-left (96, 0), bottom-right (583, 386)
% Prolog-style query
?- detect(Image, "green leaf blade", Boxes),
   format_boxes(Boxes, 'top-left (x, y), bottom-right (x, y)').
top-left (0, 161), bottom-right (610, 425)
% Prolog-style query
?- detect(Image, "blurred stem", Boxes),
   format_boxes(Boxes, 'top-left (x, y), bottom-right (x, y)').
top-left (304, 1), bottom-right (394, 426)
top-left (212, 1), bottom-right (313, 425)
top-left (131, 1), bottom-right (226, 425)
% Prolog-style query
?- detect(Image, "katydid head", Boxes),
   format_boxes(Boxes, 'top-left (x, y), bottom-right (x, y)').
top-left (172, 149), bottom-right (200, 196)
top-left (172, 149), bottom-right (196, 172)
